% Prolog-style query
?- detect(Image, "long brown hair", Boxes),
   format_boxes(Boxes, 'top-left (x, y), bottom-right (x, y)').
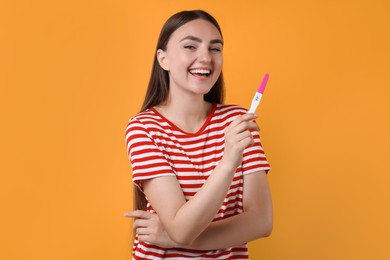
top-left (135, 10), bottom-right (225, 211)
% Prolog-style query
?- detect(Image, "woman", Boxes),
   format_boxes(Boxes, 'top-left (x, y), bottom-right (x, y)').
top-left (125, 10), bottom-right (273, 259)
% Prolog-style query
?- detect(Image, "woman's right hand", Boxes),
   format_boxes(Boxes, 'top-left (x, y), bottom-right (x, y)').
top-left (222, 113), bottom-right (260, 169)
top-left (124, 210), bottom-right (180, 248)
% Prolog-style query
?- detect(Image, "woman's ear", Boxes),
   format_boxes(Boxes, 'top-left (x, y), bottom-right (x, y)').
top-left (156, 49), bottom-right (169, 71)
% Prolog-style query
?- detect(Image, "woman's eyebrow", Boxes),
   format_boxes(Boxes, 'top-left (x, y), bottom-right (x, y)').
top-left (210, 39), bottom-right (223, 45)
top-left (180, 35), bottom-right (223, 45)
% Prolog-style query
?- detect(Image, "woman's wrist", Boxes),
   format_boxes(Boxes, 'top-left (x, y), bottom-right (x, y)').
top-left (218, 157), bottom-right (239, 174)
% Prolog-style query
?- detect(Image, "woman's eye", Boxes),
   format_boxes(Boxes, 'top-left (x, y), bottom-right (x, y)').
top-left (184, 45), bottom-right (195, 50)
top-left (210, 47), bottom-right (221, 52)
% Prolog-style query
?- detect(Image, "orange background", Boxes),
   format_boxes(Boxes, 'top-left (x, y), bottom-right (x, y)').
top-left (1, 0), bottom-right (389, 259)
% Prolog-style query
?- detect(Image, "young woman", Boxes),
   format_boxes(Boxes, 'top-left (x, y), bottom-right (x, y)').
top-left (125, 10), bottom-right (273, 259)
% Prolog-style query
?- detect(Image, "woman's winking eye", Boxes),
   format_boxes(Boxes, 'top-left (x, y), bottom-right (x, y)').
top-left (210, 46), bottom-right (222, 52)
top-left (184, 45), bottom-right (196, 50)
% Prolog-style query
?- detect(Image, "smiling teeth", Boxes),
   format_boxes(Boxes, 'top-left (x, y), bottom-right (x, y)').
top-left (190, 69), bottom-right (211, 75)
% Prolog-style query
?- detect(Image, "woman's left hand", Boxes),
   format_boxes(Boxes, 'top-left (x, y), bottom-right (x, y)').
top-left (124, 210), bottom-right (179, 248)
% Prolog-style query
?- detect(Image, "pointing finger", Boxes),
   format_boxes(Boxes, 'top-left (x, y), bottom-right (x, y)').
top-left (124, 210), bottom-right (151, 219)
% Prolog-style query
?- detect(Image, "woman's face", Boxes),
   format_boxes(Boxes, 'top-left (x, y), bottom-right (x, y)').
top-left (157, 19), bottom-right (223, 98)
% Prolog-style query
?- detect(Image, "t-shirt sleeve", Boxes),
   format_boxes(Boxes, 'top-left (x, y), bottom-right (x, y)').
top-left (125, 118), bottom-right (176, 189)
top-left (241, 129), bottom-right (271, 175)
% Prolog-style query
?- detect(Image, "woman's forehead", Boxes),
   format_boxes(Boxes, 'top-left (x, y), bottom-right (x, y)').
top-left (170, 19), bottom-right (222, 43)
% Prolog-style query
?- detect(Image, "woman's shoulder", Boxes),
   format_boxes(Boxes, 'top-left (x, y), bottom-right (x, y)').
top-left (126, 109), bottom-right (161, 132)
top-left (127, 109), bottom-right (158, 124)
top-left (215, 103), bottom-right (248, 115)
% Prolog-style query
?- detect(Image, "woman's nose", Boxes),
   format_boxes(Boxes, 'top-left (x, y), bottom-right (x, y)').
top-left (198, 47), bottom-right (212, 63)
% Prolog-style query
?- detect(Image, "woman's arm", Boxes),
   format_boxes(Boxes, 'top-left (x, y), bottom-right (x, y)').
top-left (126, 170), bottom-right (273, 250)
top-left (188, 171), bottom-right (273, 250)
top-left (132, 114), bottom-right (259, 246)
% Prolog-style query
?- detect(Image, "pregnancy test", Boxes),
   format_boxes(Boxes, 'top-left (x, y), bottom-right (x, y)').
top-left (248, 73), bottom-right (269, 114)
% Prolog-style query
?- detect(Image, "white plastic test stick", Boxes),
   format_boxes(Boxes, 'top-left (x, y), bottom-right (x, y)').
top-left (248, 73), bottom-right (269, 114)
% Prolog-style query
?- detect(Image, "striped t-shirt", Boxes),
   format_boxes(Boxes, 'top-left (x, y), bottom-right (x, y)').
top-left (125, 103), bottom-right (270, 260)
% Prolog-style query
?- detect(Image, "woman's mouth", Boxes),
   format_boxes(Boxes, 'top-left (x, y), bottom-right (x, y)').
top-left (189, 68), bottom-right (211, 77)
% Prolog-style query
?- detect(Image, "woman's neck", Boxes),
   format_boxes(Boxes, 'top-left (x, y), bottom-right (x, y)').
top-left (155, 97), bottom-right (212, 134)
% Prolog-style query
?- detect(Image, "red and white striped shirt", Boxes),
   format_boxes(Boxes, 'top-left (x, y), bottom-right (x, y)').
top-left (125, 103), bottom-right (270, 260)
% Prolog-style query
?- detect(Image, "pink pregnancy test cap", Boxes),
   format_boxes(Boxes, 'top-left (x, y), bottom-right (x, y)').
top-left (257, 73), bottom-right (269, 94)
